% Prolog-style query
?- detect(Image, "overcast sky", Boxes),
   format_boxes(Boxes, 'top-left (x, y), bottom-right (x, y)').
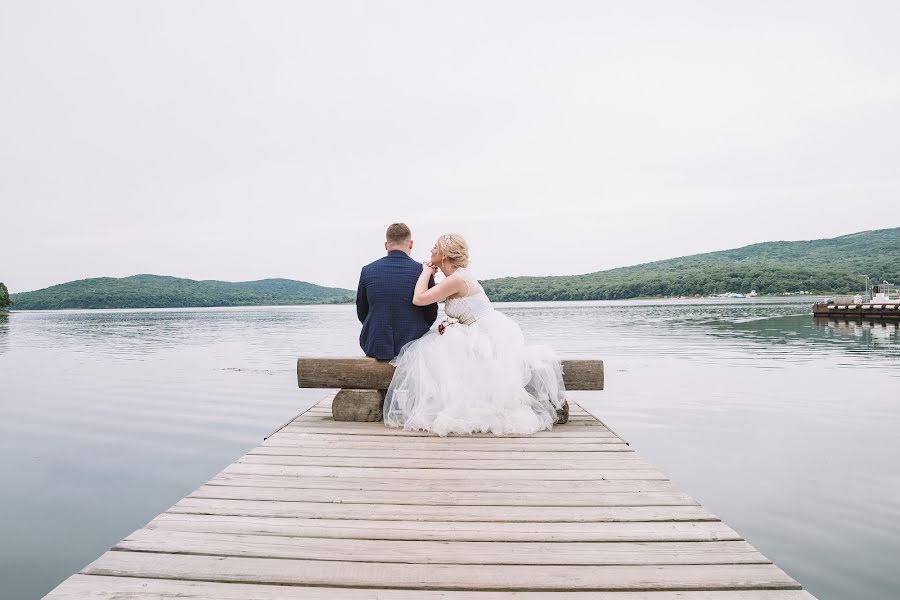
top-left (2, 1), bottom-right (898, 293)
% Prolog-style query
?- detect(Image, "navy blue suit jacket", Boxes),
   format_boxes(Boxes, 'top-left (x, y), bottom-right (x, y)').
top-left (356, 250), bottom-right (439, 360)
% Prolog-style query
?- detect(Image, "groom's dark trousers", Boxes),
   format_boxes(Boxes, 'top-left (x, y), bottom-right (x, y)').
top-left (356, 250), bottom-right (438, 360)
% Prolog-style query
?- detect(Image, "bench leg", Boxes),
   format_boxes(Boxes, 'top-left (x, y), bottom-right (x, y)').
top-left (332, 389), bottom-right (385, 422)
top-left (555, 400), bottom-right (569, 425)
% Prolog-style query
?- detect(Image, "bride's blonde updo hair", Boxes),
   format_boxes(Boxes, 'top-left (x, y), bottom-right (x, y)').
top-left (437, 233), bottom-right (469, 268)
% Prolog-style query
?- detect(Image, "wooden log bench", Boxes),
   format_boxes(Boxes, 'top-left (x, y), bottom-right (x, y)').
top-left (297, 357), bottom-right (604, 423)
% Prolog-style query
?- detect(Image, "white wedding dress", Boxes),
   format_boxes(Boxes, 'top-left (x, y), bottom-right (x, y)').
top-left (384, 267), bottom-right (566, 436)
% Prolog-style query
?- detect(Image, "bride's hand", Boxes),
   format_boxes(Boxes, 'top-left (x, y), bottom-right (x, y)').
top-left (422, 261), bottom-right (437, 275)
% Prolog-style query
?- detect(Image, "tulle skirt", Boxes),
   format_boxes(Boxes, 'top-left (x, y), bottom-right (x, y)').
top-left (384, 310), bottom-right (566, 436)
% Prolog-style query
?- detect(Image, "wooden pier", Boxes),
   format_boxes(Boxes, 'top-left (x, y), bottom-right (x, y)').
top-left (813, 301), bottom-right (900, 320)
top-left (44, 358), bottom-right (816, 598)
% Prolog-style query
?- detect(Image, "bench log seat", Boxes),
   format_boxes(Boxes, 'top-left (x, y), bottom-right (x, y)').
top-left (297, 357), bottom-right (604, 423)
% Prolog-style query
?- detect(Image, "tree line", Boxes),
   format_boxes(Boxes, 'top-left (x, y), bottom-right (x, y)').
top-left (482, 264), bottom-right (885, 301)
top-left (0, 282), bottom-right (11, 309)
top-left (9, 275), bottom-right (354, 310)
top-left (481, 228), bottom-right (900, 301)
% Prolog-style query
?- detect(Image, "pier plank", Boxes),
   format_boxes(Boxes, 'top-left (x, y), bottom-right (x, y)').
top-left (287, 414), bottom-right (610, 425)
top-left (169, 498), bottom-right (717, 521)
top-left (237, 454), bottom-right (651, 469)
top-left (250, 446), bottom-right (634, 457)
top-left (43, 395), bottom-right (815, 599)
top-left (276, 425), bottom-right (622, 438)
top-left (81, 552), bottom-right (801, 590)
top-left (297, 411), bottom-right (599, 423)
top-left (206, 474), bottom-right (675, 492)
top-left (220, 462), bottom-right (668, 479)
top-left (188, 484), bottom-right (699, 506)
top-left (261, 437), bottom-right (631, 451)
top-left (116, 529), bottom-right (768, 565)
top-left (146, 513), bottom-right (744, 542)
top-left (46, 576), bottom-right (818, 599)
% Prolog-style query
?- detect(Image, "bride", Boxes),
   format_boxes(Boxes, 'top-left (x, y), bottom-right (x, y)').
top-left (383, 233), bottom-right (567, 436)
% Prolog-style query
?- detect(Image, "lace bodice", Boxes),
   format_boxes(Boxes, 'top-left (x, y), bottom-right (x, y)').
top-left (444, 268), bottom-right (493, 325)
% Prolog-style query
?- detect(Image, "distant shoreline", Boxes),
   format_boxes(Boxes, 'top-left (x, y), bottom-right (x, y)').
top-left (4, 295), bottom-right (827, 312)
top-left (10, 227), bottom-right (897, 309)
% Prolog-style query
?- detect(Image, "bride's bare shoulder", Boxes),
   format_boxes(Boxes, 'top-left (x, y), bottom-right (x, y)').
top-left (444, 270), bottom-right (472, 296)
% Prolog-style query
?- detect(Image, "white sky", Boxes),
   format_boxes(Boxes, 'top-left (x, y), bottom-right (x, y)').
top-left (2, 1), bottom-right (899, 293)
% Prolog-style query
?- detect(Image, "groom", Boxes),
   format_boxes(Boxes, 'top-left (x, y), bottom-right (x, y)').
top-left (356, 223), bottom-right (438, 360)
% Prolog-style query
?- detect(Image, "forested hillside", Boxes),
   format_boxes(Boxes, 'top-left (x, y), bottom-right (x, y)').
top-left (482, 228), bottom-right (900, 301)
top-left (10, 275), bottom-right (354, 309)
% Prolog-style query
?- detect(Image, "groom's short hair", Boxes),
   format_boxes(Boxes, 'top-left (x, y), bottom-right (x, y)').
top-left (386, 223), bottom-right (412, 245)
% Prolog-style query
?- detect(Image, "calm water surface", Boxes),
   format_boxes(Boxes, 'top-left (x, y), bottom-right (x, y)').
top-left (1, 299), bottom-right (898, 599)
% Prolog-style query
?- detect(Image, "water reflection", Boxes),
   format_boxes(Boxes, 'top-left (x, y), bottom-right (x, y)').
top-left (814, 317), bottom-right (900, 349)
top-left (12, 306), bottom-right (350, 361)
top-left (0, 313), bottom-right (8, 355)
top-left (499, 299), bottom-right (899, 369)
top-left (706, 315), bottom-right (900, 364)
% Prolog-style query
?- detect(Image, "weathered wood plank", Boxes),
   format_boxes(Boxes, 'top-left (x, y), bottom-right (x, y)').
top-left (169, 498), bottom-right (717, 522)
top-left (251, 446), bottom-right (634, 459)
top-left (189, 484), bottom-right (698, 506)
top-left (147, 513), bottom-right (743, 542)
top-left (277, 424), bottom-right (620, 438)
top-left (275, 430), bottom-right (622, 442)
top-left (220, 463), bottom-right (668, 480)
top-left (45, 574), bottom-right (819, 599)
top-left (117, 530), bottom-right (768, 565)
top-left (262, 436), bottom-right (629, 451)
top-left (82, 552), bottom-right (800, 590)
top-left (288, 423), bottom-right (608, 433)
top-left (237, 454), bottom-right (651, 470)
top-left (297, 357), bottom-right (604, 391)
top-left (207, 474), bottom-right (673, 493)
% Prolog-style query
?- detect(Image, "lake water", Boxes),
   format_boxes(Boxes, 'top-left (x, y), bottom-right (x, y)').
top-left (1, 299), bottom-right (898, 599)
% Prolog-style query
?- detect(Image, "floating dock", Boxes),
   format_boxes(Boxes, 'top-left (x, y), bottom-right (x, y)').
top-left (44, 393), bottom-right (816, 599)
top-left (813, 301), bottom-right (900, 320)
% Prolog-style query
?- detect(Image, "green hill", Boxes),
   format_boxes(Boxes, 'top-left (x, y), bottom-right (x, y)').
top-left (9, 228), bottom-right (899, 308)
top-left (482, 227), bottom-right (900, 301)
top-left (10, 275), bottom-right (354, 310)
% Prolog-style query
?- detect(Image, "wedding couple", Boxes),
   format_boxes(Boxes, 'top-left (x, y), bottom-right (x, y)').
top-left (356, 223), bottom-right (566, 436)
